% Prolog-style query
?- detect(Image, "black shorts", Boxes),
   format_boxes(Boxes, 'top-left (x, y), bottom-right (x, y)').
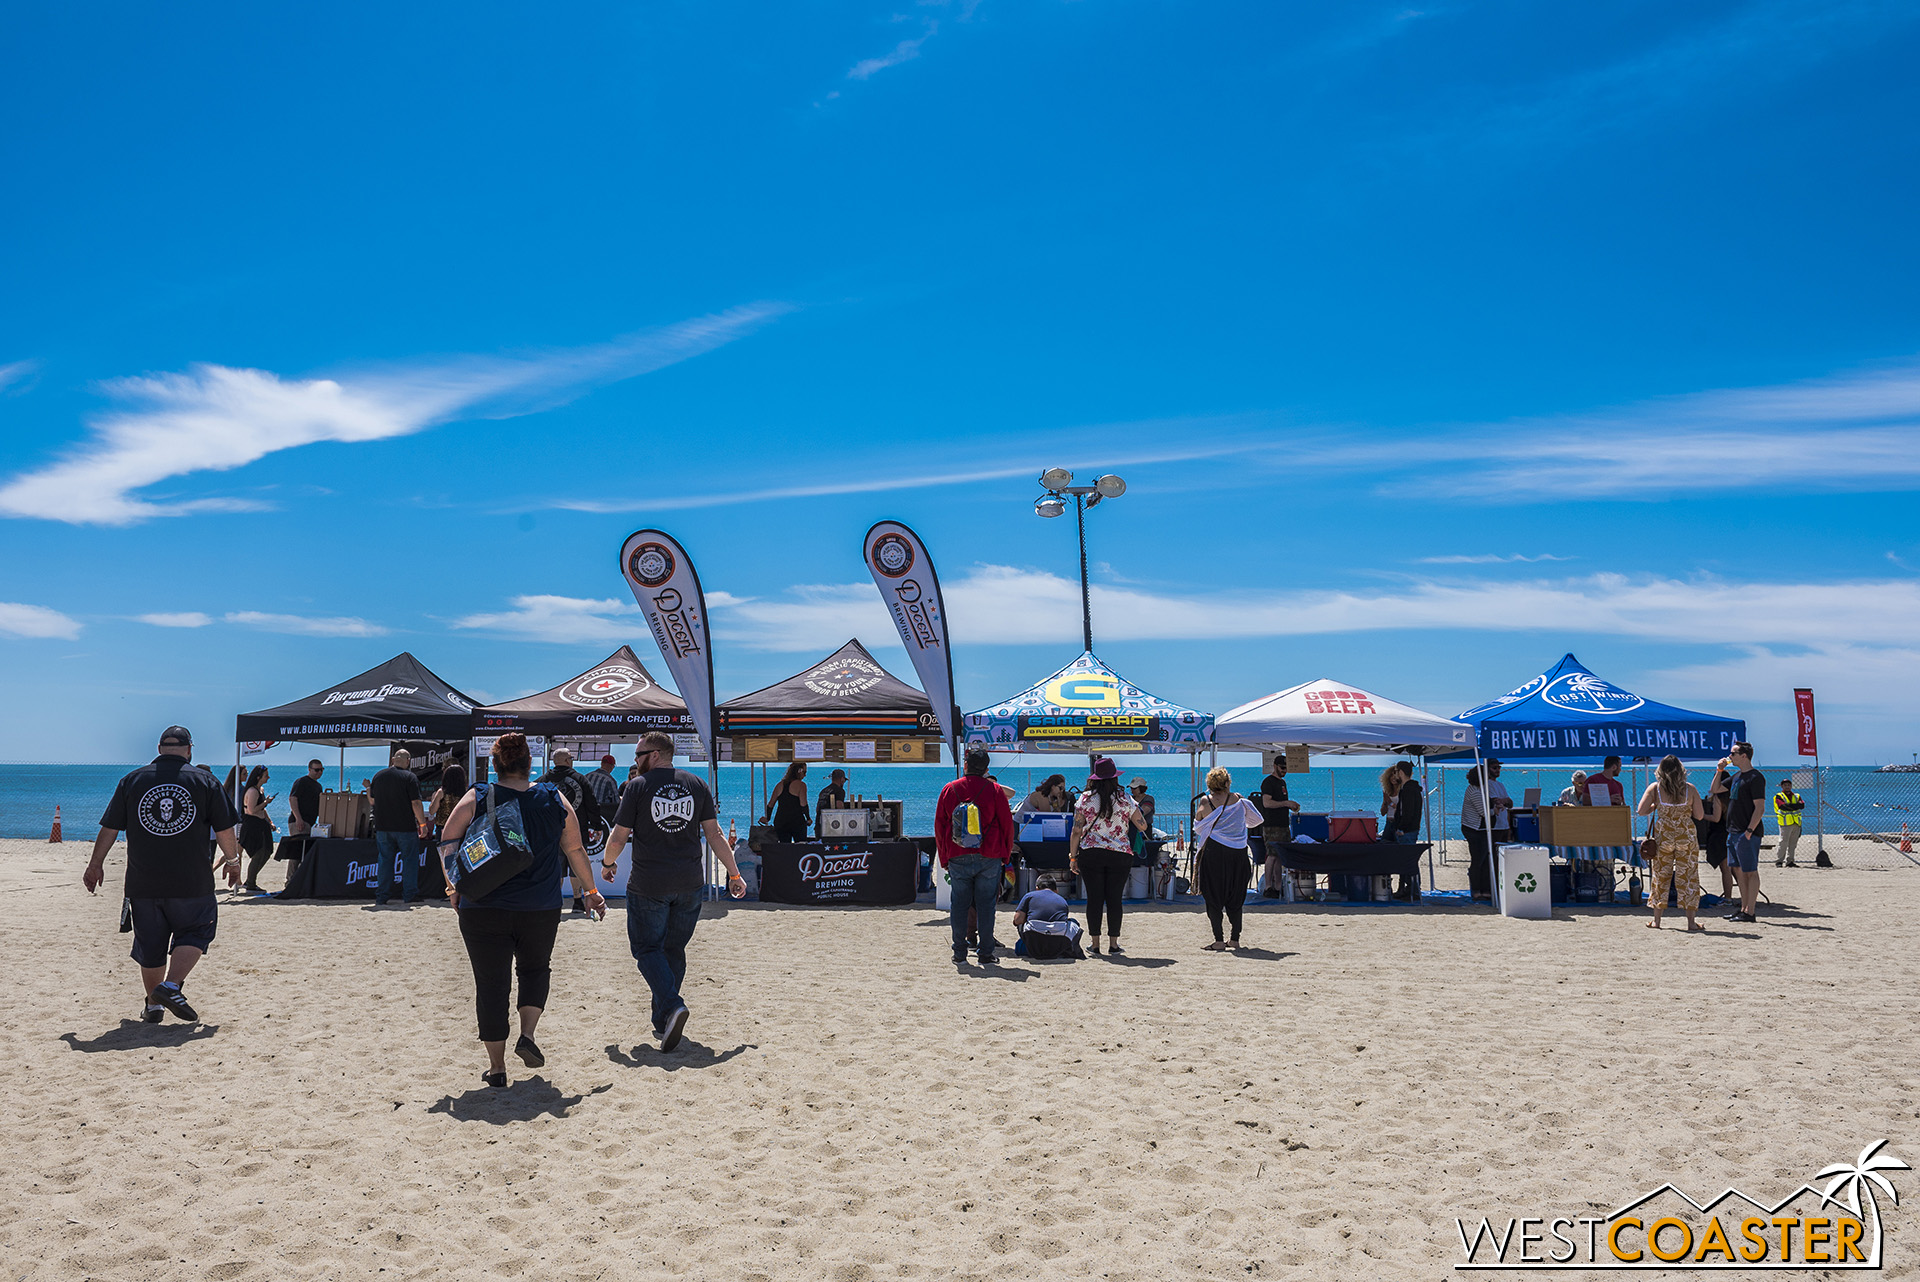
top-left (125, 896), bottom-right (218, 967)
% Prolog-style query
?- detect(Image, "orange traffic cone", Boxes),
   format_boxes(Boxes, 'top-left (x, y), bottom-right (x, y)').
top-left (48, 805), bottom-right (61, 843)
top-left (1902, 824), bottom-right (1912, 855)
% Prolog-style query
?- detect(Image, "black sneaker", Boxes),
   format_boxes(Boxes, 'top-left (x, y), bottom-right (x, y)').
top-left (978, 953), bottom-right (996, 966)
top-left (140, 1001), bottom-right (165, 1024)
top-left (952, 952), bottom-right (968, 966)
top-left (1735, 911), bottom-right (1757, 923)
top-left (659, 1004), bottom-right (689, 1052)
top-left (514, 1034), bottom-right (545, 1068)
top-left (151, 982), bottom-right (197, 1022)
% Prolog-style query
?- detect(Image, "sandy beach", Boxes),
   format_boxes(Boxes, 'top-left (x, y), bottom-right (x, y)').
top-left (3, 837), bottom-right (1916, 1280)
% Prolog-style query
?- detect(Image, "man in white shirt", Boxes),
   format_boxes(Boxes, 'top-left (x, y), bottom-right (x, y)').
top-left (1487, 758), bottom-right (1513, 846)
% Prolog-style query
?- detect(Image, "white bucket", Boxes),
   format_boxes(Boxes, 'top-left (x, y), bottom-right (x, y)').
top-left (1127, 865), bottom-right (1151, 899)
top-left (934, 864), bottom-right (951, 910)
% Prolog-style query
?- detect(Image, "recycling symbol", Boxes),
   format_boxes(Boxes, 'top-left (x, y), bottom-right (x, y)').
top-left (1513, 872), bottom-right (1537, 894)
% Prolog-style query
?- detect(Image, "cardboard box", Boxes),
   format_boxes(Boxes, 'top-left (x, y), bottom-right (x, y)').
top-left (1536, 805), bottom-right (1632, 847)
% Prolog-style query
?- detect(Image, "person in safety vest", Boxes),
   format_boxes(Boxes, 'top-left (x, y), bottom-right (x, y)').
top-left (1772, 779), bottom-right (1805, 867)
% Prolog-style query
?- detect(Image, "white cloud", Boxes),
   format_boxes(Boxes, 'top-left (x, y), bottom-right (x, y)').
top-left (225, 611), bottom-right (387, 638)
top-left (138, 612), bottom-right (212, 628)
top-left (0, 359), bottom-right (38, 395)
top-left (849, 28), bottom-right (935, 80)
top-left (0, 303), bottom-right (788, 526)
top-left (451, 595), bottom-right (640, 644)
top-left (709, 563), bottom-right (1920, 652)
top-left (550, 434), bottom-right (1255, 514)
top-left (0, 602), bottom-right (81, 640)
top-left (1358, 359), bottom-right (1920, 500)
top-left (1415, 553), bottom-right (1573, 565)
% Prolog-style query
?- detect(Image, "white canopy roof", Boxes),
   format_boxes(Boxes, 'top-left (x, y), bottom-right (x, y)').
top-left (1213, 678), bottom-right (1473, 755)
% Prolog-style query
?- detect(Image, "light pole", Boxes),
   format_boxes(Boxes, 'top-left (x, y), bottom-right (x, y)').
top-left (1034, 469), bottom-right (1126, 653)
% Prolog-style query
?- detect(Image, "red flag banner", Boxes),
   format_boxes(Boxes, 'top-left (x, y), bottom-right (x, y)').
top-left (1794, 688), bottom-right (1818, 757)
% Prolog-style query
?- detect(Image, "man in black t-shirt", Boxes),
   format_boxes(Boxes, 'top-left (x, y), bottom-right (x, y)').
top-left (1257, 758), bottom-right (1301, 896)
top-left (1722, 741), bottom-right (1767, 923)
top-left (601, 732), bottom-right (745, 1051)
top-left (1387, 761), bottom-right (1425, 901)
top-left (369, 749), bottom-right (427, 905)
top-left (285, 758), bottom-right (324, 882)
top-left (85, 726), bottom-right (240, 1023)
top-left (814, 768), bottom-right (849, 838)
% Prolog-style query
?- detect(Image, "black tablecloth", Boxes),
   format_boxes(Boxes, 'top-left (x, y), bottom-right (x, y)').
top-left (277, 837), bottom-right (447, 900)
top-left (1273, 842), bottom-right (1428, 876)
top-left (758, 841), bottom-right (919, 905)
top-left (1018, 839), bottom-right (1072, 870)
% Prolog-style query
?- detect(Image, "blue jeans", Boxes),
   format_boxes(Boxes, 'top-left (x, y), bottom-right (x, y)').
top-left (627, 891), bottom-right (701, 1033)
top-left (947, 853), bottom-right (1002, 960)
top-left (374, 830), bottom-right (421, 902)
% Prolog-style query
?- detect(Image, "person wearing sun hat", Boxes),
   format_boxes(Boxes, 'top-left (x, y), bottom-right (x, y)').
top-left (1068, 756), bottom-right (1149, 955)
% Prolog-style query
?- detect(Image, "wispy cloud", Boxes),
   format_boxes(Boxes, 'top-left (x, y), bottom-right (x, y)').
top-left (0, 359), bottom-right (39, 395)
top-left (451, 595), bottom-right (640, 644)
top-left (1415, 553), bottom-right (1573, 565)
top-left (848, 26), bottom-right (936, 80)
top-left (1274, 357), bottom-right (1920, 501)
top-left (709, 563), bottom-right (1920, 653)
top-left (225, 611), bottom-right (386, 638)
top-left (0, 303), bottom-right (789, 526)
top-left (548, 433), bottom-right (1259, 514)
top-left (0, 602), bottom-right (81, 640)
top-left (138, 612), bottom-right (213, 628)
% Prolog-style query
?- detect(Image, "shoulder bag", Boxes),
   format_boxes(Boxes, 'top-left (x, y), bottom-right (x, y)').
top-left (450, 783), bottom-right (534, 900)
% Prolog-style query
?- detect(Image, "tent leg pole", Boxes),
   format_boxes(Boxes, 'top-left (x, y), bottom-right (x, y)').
top-left (234, 742), bottom-right (242, 821)
top-left (1475, 744), bottom-right (1495, 911)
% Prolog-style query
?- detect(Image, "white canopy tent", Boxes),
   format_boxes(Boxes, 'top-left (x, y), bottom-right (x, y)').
top-left (1213, 678), bottom-right (1474, 892)
top-left (1213, 678), bottom-right (1473, 756)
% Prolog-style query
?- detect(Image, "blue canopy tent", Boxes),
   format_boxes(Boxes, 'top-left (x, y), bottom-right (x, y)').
top-left (1442, 654), bottom-right (1747, 909)
top-left (962, 651), bottom-right (1213, 754)
top-left (1447, 653), bottom-right (1747, 763)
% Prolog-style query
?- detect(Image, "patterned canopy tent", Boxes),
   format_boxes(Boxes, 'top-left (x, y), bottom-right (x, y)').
top-left (962, 651), bottom-right (1213, 754)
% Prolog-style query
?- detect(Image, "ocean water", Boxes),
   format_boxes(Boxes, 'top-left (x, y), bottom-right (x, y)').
top-left (6, 761), bottom-right (1911, 843)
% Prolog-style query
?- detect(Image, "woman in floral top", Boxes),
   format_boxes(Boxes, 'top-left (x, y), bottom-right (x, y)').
top-left (1069, 757), bottom-right (1149, 955)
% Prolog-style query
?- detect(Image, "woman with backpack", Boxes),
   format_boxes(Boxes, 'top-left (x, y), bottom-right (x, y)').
top-left (1068, 757), bottom-right (1149, 955)
top-left (437, 732), bottom-right (606, 1088)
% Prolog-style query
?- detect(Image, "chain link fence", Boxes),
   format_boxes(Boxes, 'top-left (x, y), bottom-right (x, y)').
top-left (1422, 765), bottom-right (1920, 872)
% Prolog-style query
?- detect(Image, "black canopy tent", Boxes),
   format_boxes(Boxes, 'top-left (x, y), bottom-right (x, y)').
top-left (718, 638), bottom-right (947, 834)
top-left (717, 638), bottom-right (943, 759)
top-left (235, 652), bottom-right (478, 901)
top-left (234, 651), bottom-right (479, 787)
top-left (472, 645), bottom-right (695, 741)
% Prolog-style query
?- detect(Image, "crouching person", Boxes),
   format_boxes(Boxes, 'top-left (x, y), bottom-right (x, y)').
top-left (1013, 876), bottom-right (1086, 960)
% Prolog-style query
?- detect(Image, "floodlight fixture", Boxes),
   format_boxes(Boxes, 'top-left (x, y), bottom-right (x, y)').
top-left (1094, 474), bottom-right (1127, 498)
top-left (1034, 496), bottom-right (1067, 518)
top-left (1039, 467), bottom-right (1075, 491)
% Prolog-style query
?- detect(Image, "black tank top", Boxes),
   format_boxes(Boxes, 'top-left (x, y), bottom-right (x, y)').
top-left (772, 781), bottom-right (807, 830)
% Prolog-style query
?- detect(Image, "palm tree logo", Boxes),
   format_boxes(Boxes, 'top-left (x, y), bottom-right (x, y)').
top-left (1818, 1140), bottom-right (1909, 1265)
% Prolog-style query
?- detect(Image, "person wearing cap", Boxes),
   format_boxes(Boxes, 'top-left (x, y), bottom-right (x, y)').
top-left (934, 746), bottom-right (1017, 966)
top-left (83, 726), bottom-right (242, 1024)
top-left (1772, 778), bottom-right (1804, 867)
top-left (815, 768), bottom-right (849, 838)
top-left (1069, 757), bottom-right (1149, 956)
top-left (1128, 777), bottom-right (1156, 834)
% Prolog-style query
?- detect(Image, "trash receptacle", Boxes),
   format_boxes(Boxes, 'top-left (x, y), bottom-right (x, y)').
top-left (1497, 844), bottom-right (1552, 920)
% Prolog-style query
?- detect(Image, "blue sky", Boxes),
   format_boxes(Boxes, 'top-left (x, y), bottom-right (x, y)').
top-left (3, 0), bottom-right (1918, 764)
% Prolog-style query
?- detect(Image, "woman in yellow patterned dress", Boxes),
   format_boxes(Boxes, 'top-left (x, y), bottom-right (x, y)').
top-left (1635, 754), bottom-right (1706, 931)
